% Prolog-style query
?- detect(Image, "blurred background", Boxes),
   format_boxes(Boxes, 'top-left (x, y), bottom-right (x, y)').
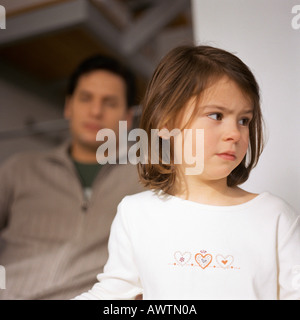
top-left (0, 0), bottom-right (299, 211)
top-left (0, 0), bottom-right (193, 161)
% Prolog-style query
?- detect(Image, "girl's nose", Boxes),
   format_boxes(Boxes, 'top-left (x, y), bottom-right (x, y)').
top-left (222, 122), bottom-right (241, 142)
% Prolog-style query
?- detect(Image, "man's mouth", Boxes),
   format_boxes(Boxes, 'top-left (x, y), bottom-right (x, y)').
top-left (83, 123), bottom-right (102, 131)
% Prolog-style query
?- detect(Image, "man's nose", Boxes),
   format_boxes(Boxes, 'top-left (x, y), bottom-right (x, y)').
top-left (89, 102), bottom-right (104, 117)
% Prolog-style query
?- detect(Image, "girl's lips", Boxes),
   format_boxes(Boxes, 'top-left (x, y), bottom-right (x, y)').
top-left (216, 153), bottom-right (236, 161)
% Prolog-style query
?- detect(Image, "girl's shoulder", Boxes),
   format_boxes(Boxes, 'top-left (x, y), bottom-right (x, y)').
top-left (119, 189), bottom-right (165, 208)
top-left (235, 188), bottom-right (297, 218)
top-left (255, 192), bottom-right (299, 237)
top-left (259, 192), bottom-right (297, 215)
top-left (119, 189), bottom-right (299, 222)
top-left (116, 190), bottom-right (167, 224)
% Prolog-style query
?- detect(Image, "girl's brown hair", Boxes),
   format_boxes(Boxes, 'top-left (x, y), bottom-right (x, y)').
top-left (138, 45), bottom-right (264, 194)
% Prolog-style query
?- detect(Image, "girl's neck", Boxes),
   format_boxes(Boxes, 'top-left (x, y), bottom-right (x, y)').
top-left (173, 176), bottom-right (256, 206)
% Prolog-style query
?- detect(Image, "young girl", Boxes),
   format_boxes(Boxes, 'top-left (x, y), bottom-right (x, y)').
top-left (75, 45), bottom-right (300, 300)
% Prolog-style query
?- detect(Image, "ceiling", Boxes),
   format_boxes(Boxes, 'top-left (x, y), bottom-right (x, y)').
top-left (0, 0), bottom-right (194, 108)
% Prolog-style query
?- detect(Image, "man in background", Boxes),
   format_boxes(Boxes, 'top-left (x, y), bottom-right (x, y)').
top-left (0, 55), bottom-right (144, 299)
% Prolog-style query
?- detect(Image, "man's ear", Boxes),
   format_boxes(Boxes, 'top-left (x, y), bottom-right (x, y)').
top-left (125, 107), bottom-right (135, 130)
top-left (64, 96), bottom-right (72, 120)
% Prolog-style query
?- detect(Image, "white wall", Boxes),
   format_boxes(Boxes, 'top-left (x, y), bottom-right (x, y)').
top-left (192, 0), bottom-right (300, 211)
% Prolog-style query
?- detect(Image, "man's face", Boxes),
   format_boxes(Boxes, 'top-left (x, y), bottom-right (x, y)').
top-left (64, 70), bottom-right (132, 152)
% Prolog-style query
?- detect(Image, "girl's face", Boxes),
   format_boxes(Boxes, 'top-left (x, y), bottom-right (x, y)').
top-left (179, 76), bottom-right (253, 183)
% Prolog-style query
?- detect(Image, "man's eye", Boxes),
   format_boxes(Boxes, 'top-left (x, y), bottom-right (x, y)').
top-left (104, 102), bottom-right (117, 108)
top-left (103, 99), bottom-right (119, 108)
top-left (208, 113), bottom-right (223, 121)
top-left (79, 95), bottom-right (91, 102)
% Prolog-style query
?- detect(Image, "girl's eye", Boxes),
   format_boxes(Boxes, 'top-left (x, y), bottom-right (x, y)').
top-left (238, 118), bottom-right (250, 126)
top-left (208, 113), bottom-right (223, 121)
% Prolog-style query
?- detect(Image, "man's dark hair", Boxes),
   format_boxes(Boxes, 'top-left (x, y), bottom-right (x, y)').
top-left (67, 54), bottom-right (136, 108)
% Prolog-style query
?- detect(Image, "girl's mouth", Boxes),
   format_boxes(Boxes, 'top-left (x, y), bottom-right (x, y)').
top-left (216, 153), bottom-right (236, 161)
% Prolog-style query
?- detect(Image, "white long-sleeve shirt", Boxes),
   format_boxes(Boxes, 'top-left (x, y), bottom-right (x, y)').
top-left (75, 190), bottom-right (300, 300)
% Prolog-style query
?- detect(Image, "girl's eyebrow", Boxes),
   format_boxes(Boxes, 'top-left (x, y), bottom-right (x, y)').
top-left (203, 104), bottom-right (253, 114)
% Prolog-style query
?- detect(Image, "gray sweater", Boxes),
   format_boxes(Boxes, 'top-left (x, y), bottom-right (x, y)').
top-left (0, 142), bottom-right (144, 299)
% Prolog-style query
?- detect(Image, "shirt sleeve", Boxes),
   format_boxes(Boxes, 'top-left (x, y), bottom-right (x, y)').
top-left (278, 206), bottom-right (300, 300)
top-left (74, 199), bottom-right (143, 300)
